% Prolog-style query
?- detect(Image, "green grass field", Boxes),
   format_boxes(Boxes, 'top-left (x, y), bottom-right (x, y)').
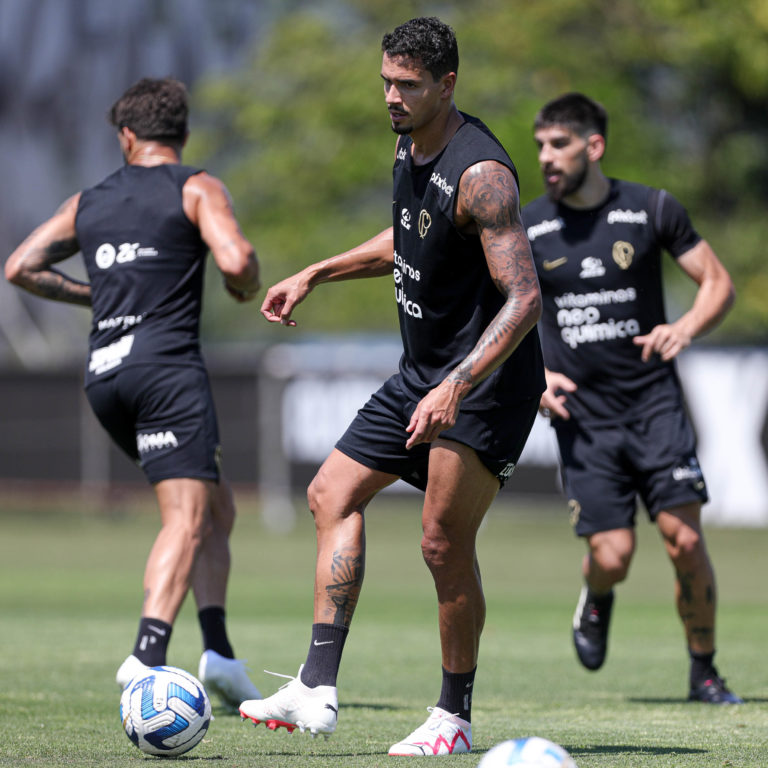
top-left (0, 488), bottom-right (766, 767)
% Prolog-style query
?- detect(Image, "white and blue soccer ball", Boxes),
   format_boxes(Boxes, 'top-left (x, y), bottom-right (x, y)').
top-left (478, 737), bottom-right (578, 768)
top-left (120, 665), bottom-right (211, 757)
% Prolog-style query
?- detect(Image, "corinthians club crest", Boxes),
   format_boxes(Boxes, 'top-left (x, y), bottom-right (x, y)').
top-left (612, 240), bottom-right (634, 269)
top-left (418, 209), bottom-right (432, 239)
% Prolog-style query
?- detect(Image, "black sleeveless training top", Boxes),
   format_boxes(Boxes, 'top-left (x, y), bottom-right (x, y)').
top-left (75, 163), bottom-right (208, 386)
top-left (392, 113), bottom-right (544, 409)
top-left (523, 179), bottom-right (701, 423)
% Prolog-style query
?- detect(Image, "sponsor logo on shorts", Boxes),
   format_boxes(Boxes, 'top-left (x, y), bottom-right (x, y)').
top-left (137, 430), bottom-right (179, 454)
top-left (672, 458), bottom-right (704, 489)
top-left (498, 461), bottom-right (516, 480)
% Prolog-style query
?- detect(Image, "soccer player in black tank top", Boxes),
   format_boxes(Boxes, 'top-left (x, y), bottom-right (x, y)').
top-left (240, 17), bottom-right (544, 755)
top-left (522, 92), bottom-right (741, 704)
top-left (6, 77), bottom-right (264, 708)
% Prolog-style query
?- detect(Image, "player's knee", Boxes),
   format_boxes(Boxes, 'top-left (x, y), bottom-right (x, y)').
top-left (421, 524), bottom-right (469, 571)
top-left (591, 549), bottom-right (632, 583)
top-left (669, 526), bottom-right (705, 565)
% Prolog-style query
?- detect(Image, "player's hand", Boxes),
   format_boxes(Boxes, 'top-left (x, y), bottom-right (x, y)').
top-left (405, 381), bottom-right (464, 449)
top-left (633, 323), bottom-right (691, 362)
top-left (540, 369), bottom-right (576, 420)
top-left (224, 281), bottom-right (259, 303)
top-left (260, 273), bottom-right (310, 326)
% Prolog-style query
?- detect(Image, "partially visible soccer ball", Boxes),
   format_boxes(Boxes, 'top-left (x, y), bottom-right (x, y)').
top-left (478, 737), bottom-right (578, 768)
top-left (120, 666), bottom-right (211, 757)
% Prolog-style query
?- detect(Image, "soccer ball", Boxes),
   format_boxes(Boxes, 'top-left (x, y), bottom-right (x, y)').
top-left (477, 737), bottom-right (578, 768)
top-left (120, 666), bottom-right (211, 757)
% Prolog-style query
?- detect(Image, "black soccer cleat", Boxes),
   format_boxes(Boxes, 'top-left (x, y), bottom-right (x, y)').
top-left (688, 671), bottom-right (743, 704)
top-left (572, 585), bottom-right (614, 671)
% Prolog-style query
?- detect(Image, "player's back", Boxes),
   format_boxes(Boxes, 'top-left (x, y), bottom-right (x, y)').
top-left (76, 164), bottom-right (208, 380)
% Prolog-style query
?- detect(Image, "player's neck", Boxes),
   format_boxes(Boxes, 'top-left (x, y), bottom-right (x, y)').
top-left (562, 170), bottom-right (610, 210)
top-left (410, 105), bottom-right (464, 166)
top-left (127, 141), bottom-right (181, 167)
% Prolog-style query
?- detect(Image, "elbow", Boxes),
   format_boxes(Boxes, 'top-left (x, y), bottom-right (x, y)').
top-left (5, 256), bottom-right (24, 286)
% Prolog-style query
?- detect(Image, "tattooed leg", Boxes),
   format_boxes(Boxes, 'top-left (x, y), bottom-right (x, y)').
top-left (657, 503), bottom-right (716, 654)
top-left (307, 449), bottom-right (398, 626)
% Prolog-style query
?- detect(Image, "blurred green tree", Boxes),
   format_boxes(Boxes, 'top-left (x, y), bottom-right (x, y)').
top-left (189, 0), bottom-right (767, 343)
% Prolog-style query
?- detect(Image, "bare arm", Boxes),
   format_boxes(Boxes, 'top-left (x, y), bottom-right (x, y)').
top-left (406, 160), bottom-right (543, 448)
top-left (183, 172), bottom-right (261, 302)
top-left (633, 239), bottom-right (735, 362)
top-left (260, 227), bottom-right (394, 326)
top-left (4, 194), bottom-right (91, 306)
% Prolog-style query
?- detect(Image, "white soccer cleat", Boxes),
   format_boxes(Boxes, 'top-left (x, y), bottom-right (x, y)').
top-left (116, 654), bottom-right (149, 689)
top-left (239, 666), bottom-right (338, 737)
top-left (198, 650), bottom-right (262, 709)
top-left (388, 706), bottom-right (472, 756)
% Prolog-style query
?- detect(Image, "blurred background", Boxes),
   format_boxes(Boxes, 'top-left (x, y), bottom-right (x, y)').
top-left (1, 0), bottom-right (766, 525)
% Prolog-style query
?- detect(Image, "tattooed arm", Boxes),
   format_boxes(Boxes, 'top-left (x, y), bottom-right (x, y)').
top-left (405, 160), bottom-right (542, 449)
top-left (5, 193), bottom-right (91, 306)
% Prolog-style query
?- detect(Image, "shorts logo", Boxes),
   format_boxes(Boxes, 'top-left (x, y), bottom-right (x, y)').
top-left (672, 458), bottom-right (704, 490)
top-left (498, 461), bottom-right (516, 480)
top-left (612, 241), bottom-right (634, 270)
top-left (418, 209), bottom-right (432, 239)
top-left (137, 431), bottom-right (179, 454)
top-left (568, 499), bottom-right (581, 528)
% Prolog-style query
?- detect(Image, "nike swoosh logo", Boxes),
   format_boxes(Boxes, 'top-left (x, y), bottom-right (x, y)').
top-left (313, 639), bottom-right (334, 646)
top-left (542, 257), bottom-right (568, 271)
top-left (147, 625), bottom-right (167, 636)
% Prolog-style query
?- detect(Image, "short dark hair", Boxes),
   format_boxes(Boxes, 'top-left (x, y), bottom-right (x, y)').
top-left (108, 77), bottom-right (188, 144)
top-left (381, 17), bottom-right (459, 81)
top-left (534, 92), bottom-right (608, 141)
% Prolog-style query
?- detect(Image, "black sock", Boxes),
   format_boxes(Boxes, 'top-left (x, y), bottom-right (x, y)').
top-left (198, 606), bottom-right (235, 659)
top-left (132, 618), bottom-right (172, 667)
top-left (689, 649), bottom-right (716, 686)
top-left (299, 623), bottom-right (349, 688)
top-left (436, 666), bottom-right (476, 722)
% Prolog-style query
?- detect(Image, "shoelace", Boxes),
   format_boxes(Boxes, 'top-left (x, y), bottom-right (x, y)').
top-left (263, 669), bottom-right (297, 691)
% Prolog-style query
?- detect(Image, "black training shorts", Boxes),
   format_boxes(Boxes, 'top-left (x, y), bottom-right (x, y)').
top-left (84, 363), bottom-right (221, 485)
top-left (554, 406), bottom-right (709, 536)
top-left (335, 373), bottom-right (539, 490)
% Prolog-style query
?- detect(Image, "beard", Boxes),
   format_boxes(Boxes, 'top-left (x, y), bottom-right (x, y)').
top-left (545, 160), bottom-right (588, 202)
top-left (391, 123), bottom-right (413, 135)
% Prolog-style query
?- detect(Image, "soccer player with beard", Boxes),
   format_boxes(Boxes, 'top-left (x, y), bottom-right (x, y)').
top-left (240, 16), bottom-right (544, 755)
top-left (522, 92), bottom-right (741, 703)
